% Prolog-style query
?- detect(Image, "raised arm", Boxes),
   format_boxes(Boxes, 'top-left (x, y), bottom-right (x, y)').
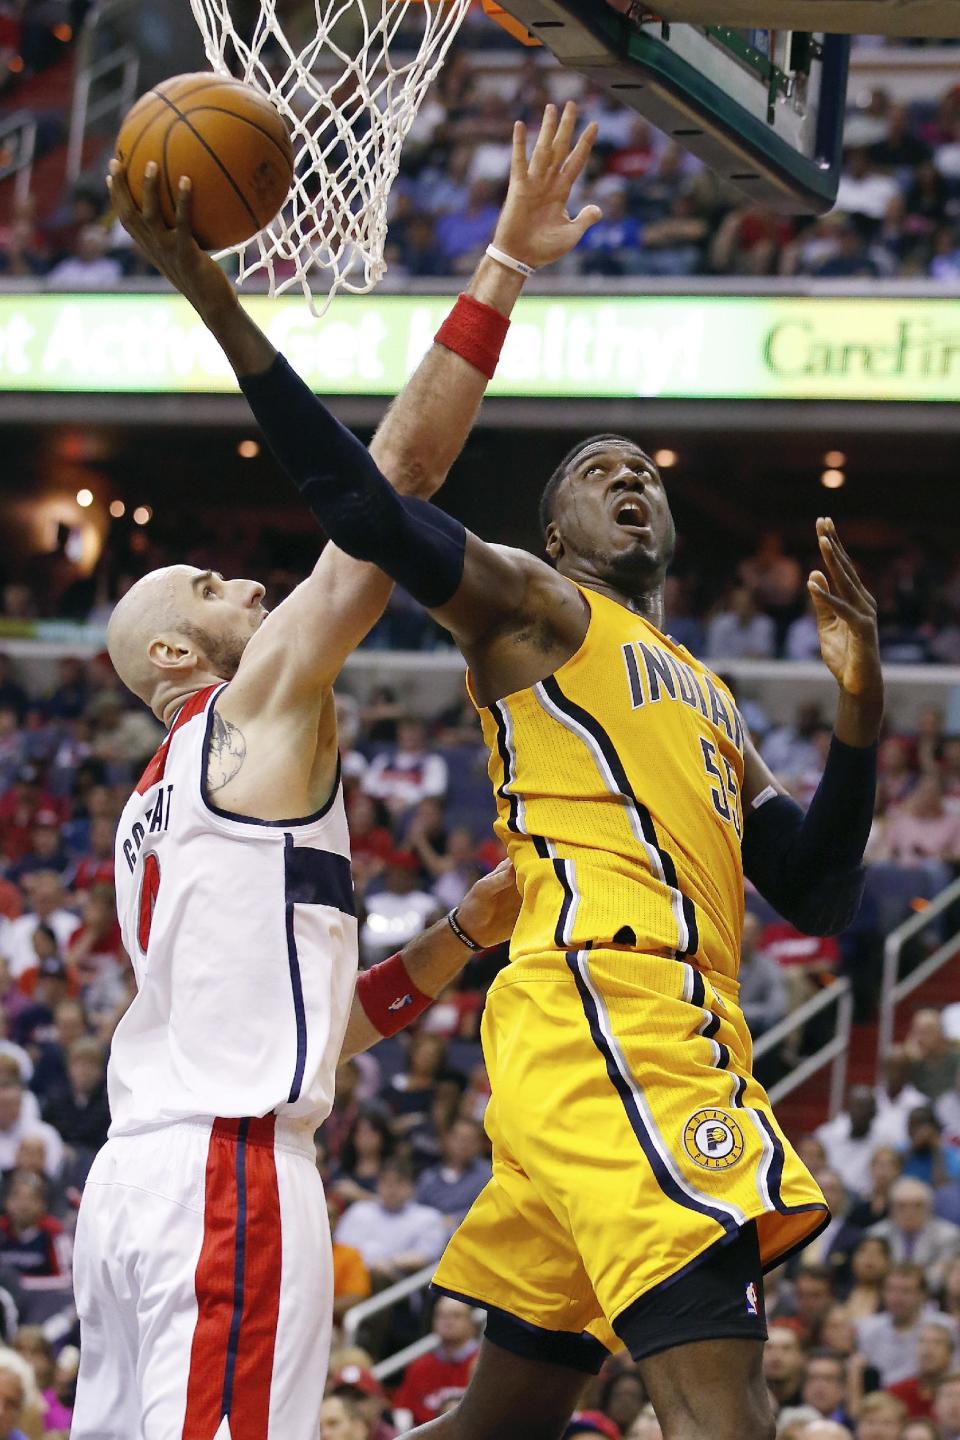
top-left (740, 518), bottom-right (882, 935)
top-left (107, 104), bottom-right (598, 700)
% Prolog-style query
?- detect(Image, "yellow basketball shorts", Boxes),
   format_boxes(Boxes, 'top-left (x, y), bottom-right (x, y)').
top-left (433, 948), bottom-right (827, 1368)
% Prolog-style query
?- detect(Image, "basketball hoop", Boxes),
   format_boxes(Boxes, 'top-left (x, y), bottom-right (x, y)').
top-left (188, 0), bottom-right (472, 315)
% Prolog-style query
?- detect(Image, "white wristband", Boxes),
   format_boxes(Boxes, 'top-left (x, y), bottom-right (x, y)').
top-left (485, 244), bottom-right (535, 277)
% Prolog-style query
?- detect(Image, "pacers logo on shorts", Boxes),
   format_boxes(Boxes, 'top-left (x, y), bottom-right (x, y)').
top-left (682, 1109), bottom-right (745, 1171)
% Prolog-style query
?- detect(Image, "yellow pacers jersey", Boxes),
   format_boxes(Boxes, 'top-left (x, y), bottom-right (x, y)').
top-left (473, 583), bottom-right (746, 980)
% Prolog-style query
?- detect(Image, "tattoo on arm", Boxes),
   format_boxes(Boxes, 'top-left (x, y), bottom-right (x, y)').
top-left (207, 712), bottom-right (247, 793)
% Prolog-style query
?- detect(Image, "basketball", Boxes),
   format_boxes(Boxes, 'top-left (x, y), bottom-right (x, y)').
top-left (114, 72), bottom-right (294, 250)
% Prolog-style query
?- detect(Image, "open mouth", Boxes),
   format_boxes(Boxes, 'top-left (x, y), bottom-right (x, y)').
top-left (615, 503), bottom-right (650, 531)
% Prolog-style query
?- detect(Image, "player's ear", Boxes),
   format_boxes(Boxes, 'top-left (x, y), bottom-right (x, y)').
top-left (147, 634), bottom-right (196, 674)
top-left (544, 521), bottom-right (564, 562)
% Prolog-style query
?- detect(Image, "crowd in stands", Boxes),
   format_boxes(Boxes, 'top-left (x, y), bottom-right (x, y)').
top-left (0, 0), bottom-right (960, 283)
top-left (3, 4), bottom-right (960, 285)
top-left (7, 520), bottom-right (960, 671)
top-left (0, 622), bottom-right (947, 1433)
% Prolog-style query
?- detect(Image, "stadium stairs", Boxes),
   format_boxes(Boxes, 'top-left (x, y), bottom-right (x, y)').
top-left (776, 947), bottom-right (960, 1137)
top-left (0, 48), bottom-right (103, 226)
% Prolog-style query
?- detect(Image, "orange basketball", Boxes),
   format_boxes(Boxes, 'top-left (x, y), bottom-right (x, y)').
top-left (115, 72), bottom-right (294, 250)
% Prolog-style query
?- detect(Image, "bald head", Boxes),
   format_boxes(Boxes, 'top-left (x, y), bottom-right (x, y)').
top-left (802, 1424), bottom-right (853, 1440)
top-left (107, 566), bottom-right (262, 715)
top-left (107, 568), bottom-right (186, 706)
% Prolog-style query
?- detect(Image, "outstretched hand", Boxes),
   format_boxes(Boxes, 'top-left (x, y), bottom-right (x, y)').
top-left (107, 159), bottom-right (238, 322)
top-left (492, 101), bottom-right (601, 271)
top-left (808, 517), bottom-right (881, 699)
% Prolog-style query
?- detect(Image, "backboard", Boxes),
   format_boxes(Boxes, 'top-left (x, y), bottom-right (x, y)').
top-left (497, 0), bottom-right (849, 214)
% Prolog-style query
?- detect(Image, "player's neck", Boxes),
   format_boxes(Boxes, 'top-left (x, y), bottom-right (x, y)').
top-left (575, 575), bottom-right (666, 633)
top-left (157, 674), bottom-right (224, 729)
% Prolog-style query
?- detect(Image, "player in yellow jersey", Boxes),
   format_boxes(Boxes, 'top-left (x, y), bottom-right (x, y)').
top-left (269, 460), bottom-right (878, 1439)
top-left (127, 104), bottom-right (882, 1440)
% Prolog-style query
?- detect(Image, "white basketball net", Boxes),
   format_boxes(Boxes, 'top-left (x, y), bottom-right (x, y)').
top-left (188, 0), bottom-right (472, 315)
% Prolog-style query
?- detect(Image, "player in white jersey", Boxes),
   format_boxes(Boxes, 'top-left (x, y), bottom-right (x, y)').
top-left (74, 105), bottom-right (599, 1440)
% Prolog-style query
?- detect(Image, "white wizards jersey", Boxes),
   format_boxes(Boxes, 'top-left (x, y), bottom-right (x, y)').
top-left (109, 683), bottom-right (358, 1137)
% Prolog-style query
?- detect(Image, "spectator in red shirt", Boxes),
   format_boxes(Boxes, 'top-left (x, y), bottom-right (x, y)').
top-left (606, 116), bottom-right (658, 180)
top-left (0, 767), bottom-right (55, 866)
top-left (64, 884), bottom-right (123, 991)
top-left (0, 1172), bottom-right (70, 1279)
top-left (391, 1297), bottom-right (480, 1425)
top-left (564, 1413), bottom-right (621, 1440)
top-left (69, 814), bottom-right (116, 892)
top-left (348, 793), bottom-right (395, 896)
top-left (888, 1321), bottom-right (956, 1418)
top-left (757, 916), bottom-right (840, 1018)
top-left (710, 205), bottom-right (796, 276)
top-left (0, 882), bottom-right (19, 926)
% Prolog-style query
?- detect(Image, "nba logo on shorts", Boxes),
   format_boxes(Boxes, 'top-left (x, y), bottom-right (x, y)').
top-left (745, 1282), bottom-right (759, 1317)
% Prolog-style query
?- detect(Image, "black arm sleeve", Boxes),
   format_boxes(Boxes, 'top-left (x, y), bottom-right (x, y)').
top-left (741, 735), bottom-right (877, 936)
top-left (239, 353), bottom-right (466, 609)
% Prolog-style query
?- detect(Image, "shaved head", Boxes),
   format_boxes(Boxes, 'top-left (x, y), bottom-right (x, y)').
top-left (107, 566), bottom-right (252, 714)
top-left (107, 568), bottom-right (187, 706)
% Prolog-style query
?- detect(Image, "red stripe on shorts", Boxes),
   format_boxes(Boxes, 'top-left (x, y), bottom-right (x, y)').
top-left (183, 1117), bottom-right (242, 1439)
top-left (181, 1117), bottom-right (281, 1440)
top-left (230, 1115), bottom-right (282, 1439)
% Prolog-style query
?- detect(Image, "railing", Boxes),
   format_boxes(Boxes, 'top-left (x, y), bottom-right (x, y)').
top-left (66, 42), bottom-right (138, 184)
top-left (877, 874), bottom-right (960, 1067)
top-left (371, 1332), bottom-right (439, 1383)
top-left (752, 976), bottom-right (854, 1119)
top-left (342, 1262), bottom-right (437, 1380)
top-left (342, 976), bottom-right (854, 1378)
top-left (0, 112), bottom-right (37, 206)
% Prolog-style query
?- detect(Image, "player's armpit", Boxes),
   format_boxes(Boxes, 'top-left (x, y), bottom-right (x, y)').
top-left (238, 355), bottom-right (580, 678)
top-left (429, 537), bottom-right (571, 646)
top-left (211, 551), bottom-right (390, 724)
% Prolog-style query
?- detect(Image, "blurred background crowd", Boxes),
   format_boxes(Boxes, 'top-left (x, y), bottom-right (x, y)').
top-left (6, 521), bottom-right (960, 670)
top-left (2, 2), bottom-right (960, 285)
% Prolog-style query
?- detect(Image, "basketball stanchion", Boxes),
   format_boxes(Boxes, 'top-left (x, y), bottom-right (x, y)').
top-left (626, 0), bottom-right (960, 34)
top-left (496, 0), bottom-right (959, 212)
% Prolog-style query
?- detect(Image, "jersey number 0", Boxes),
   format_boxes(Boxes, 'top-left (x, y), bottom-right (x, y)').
top-left (137, 853), bottom-right (161, 953)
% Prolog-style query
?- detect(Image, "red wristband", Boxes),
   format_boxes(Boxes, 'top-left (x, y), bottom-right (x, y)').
top-left (434, 293), bottom-right (510, 380)
top-left (357, 952), bottom-right (432, 1038)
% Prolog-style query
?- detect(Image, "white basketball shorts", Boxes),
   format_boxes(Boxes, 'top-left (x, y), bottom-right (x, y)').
top-left (72, 1115), bottom-right (332, 1440)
